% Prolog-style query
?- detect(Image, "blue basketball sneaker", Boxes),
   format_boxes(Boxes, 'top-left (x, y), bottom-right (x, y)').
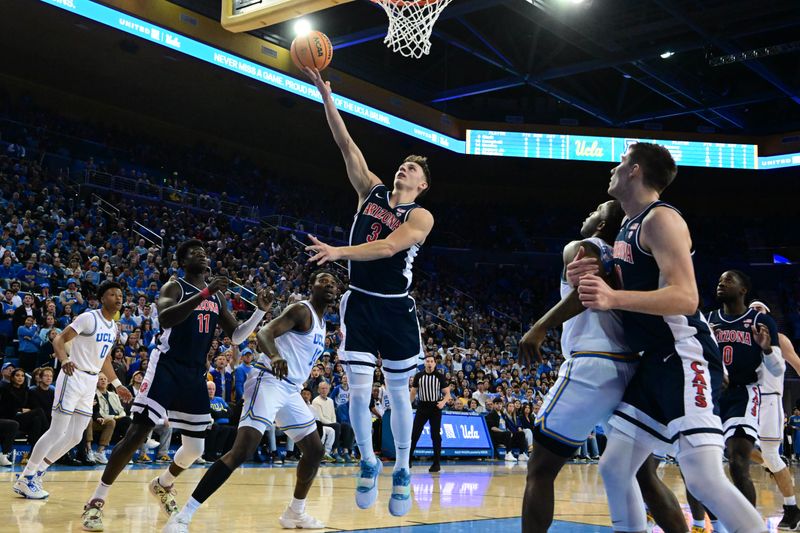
top-left (388, 468), bottom-right (412, 517)
top-left (355, 459), bottom-right (382, 509)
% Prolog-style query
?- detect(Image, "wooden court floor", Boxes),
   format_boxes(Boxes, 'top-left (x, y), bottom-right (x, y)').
top-left (0, 460), bottom-right (793, 532)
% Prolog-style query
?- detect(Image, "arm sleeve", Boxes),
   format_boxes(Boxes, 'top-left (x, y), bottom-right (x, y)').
top-left (231, 309), bottom-right (266, 345)
top-left (758, 314), bottom-right (784, 376)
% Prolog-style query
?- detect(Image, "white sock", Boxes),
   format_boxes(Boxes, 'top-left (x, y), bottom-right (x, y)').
top-left (692, 519), bottom-right (705, 527)
top-left (289, 497), bottom-right (306, 514)
top-left (785, 495), bottom-right (797, 506)
top-left (346, 371), bottom-right (376, 465)
top-left (159, 470), bottom-right (176, 488)
top-left (39, 460), bottom-right (53, 473)
top-left (178, 497), bottom-right (201, 520)
top-left (21, 463), bottom-right (39, 477)
top-left (385, 377), bottom-right (413, 472)
top-left (91, 481), bottom-right (111, 502)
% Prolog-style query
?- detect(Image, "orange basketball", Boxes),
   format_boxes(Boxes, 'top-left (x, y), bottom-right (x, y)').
top-left (290, 31), bottom-right (333, 71)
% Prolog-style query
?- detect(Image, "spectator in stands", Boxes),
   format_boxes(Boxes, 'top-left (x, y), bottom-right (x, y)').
top-left (59, 278), bottom-right (84, 312)
top-left (312, 382), bottom-right (347, 463)
top-left (233, 348), bottom-right (254, 404)
top-left (57, 303), bottom-right (74, 329)
top-left (305, 365), bottom-right (326, 398)
top-left (505, 402), bottom-right (530, 461)
top-left (205, 381), bottom-right (235, 462)
top-left (94, 372), bottom-right (131, 447)
top-left (16, 315), bottom-right (41, 371)
top-left (0, 368), bottom-right (47, 446)
top-left (111, 347), bottom-right (128, 387)
top-left (12, 293), bottom-right (41, 332)
top-left (16, 259), bottom-right (38, 291)
top-left (209, 354), bottom-right (234, 404)
top-left (140, 318), bottom-right (156, 348)
top-left (0, 289), bottom-right (17, 351)
top-left (117, 304), bottom-right (139, 341)
top-left (27, 366), bottom-right (55, 425)
top-left (485, 398), bottom-right (526, 461)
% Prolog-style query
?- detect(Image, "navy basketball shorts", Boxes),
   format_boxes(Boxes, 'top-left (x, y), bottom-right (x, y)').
top-left (339, 289), bottom-right (424, 379)
top-left (609, 336), bottom-right (725, 453)
top-left (719, 382), bottom-right (760, 443)
top-left (131, 349), bottom-right (212, 433)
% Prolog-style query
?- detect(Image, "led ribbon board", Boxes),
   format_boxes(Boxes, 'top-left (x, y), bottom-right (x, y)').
top-left (33, 1), bottom-right (800, 169)
top-left (466, 130), bottom-right (760, 170)
top-left (39, 0), bottom-right (465, 153)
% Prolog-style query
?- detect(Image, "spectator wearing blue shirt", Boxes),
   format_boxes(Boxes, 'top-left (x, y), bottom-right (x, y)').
top-left (84, 262), bottom-right (102, 286)
top-left (0, 256), bottom-right (19, 281)
top-left (16, 260), bottom-right (38, 290)
top-left (0, 290), bottom-right (17, 350)
top-left (233, 349), bottom-right (255, 403)
top-left (209, 354), bottom-right (234, 403)
top-left (118, 305), bottom-right (140, 341)
top-left (17, 316), bottom-right (41, 371)
top-left (59, 278), bottom-right (84, 312)
top-left (35, 261), bottom-right (53, 287)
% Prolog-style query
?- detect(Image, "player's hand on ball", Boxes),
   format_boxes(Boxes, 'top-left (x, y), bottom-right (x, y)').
top-left (256, 289), bottom-right (274, 311)
top-left (271, 356), bottom-right (288, 380)
top-left (578, 274), bottom-right (617, 311)
top-left (306, 235), bottom-right (340, 265)
top-left (566, 246), bottom-right (600, 287)
top-left (752, 323), bottom-right (772, 352)
top-left (208, 277), bottom-right (229, 294)
top-left (116, 386), bottom-right (133, 403)
top-left (302, 67), bottom-right (332, 100)
top-left (519, 322), bottom-right (546, 367)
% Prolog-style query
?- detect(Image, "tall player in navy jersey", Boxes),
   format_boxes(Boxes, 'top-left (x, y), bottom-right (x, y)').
top-left (304, 66), bottom-right (433, 517)
top-left (568, 143), bottom-right (767, 532)
top-left (81, 239), bottom-right (272, 532)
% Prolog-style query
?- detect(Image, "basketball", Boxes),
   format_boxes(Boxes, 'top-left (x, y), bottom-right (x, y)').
top-left (290, 31), bottom-right (333, 71)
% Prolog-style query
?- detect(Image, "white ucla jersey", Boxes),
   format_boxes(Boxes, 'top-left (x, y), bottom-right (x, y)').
top-left (67, 310), bottom-right (118, 373)
top-left (256, 301), bottom-right (326, 391)
top-left (758, 358), bottom-right (785, 395)
top-left (560, 237), bottom-right (630, 358)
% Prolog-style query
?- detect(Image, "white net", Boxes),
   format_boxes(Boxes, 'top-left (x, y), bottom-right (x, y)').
top-left (372, 0), bottom-right (454, 59)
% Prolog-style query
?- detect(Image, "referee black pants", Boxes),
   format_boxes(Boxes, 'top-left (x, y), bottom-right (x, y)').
top-left (410, 403), bottom-right (442, 465)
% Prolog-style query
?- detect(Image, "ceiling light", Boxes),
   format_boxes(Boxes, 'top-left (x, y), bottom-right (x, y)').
top-left (660, 51), bottom-right (675, 59)
top-left (293, 19), bottom-right (312, 37)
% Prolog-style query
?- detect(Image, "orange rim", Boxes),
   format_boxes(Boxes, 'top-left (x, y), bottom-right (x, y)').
top-left (371, 0), bottom-right (440, 7)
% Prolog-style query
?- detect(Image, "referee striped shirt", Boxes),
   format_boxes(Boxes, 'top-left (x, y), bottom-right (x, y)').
top-left (412, 370), bottom-right (447, 404)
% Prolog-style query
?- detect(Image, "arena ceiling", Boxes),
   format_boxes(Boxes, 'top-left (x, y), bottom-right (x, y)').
top-left (173, 0), bottom-right (800, 134)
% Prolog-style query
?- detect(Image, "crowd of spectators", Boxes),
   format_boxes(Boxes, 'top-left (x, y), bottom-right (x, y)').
top-left (0, 96), bottom-right (798, 468)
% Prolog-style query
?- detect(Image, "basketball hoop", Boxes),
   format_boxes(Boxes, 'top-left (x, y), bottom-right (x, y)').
top-left (371, 0), bottom-right (453, 58)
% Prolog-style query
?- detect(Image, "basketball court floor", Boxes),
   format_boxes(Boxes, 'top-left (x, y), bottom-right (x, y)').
top-left (0, 460), bottom-right (791, 532)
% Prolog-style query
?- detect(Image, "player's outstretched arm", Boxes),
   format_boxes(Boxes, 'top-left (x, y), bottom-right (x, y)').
top-left (302, 66), bottom-right (381, 203)
top-left (779, 333), bottom-right (800, 375)
top-left (578, 207), bottom-right (698, 316)
top-left (520, 241), bottom-right (600, 366)
top-left (306, 208), bottom-right (434, 264)
top-left (255, 303), bottom-right (311, 379)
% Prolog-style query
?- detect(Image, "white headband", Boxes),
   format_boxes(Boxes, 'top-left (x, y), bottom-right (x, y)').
top-left (749, 300), bottom-right (771, 313)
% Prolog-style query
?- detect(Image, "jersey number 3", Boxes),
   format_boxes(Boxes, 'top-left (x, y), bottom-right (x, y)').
top-left (366, 222), bottom-right (382, 243)
top-left (197, 313), bottom-right (211, 334)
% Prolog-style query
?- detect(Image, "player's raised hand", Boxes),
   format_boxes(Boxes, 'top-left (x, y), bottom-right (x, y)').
top-left (207, 276), bottom-right (229, 294)
top-left (519, 322), bottom-right (546, 367)
top-left (578, 274), bottom-right (617, 311)
top-left (566, 246), bottom-right (600, 287)
top-left (752, 323), bottom-right (772, 352)
top-left (256, 289), bottom-right (274, 312)
top-left (302, 67), bottom-right (332, 101)
top-left (305, 235), bottom-right (341, 265)
top-left (270, 355), bottom-right (288, 380)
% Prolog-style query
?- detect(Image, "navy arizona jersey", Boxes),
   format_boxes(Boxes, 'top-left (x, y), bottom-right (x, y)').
top-left (612, 201), bottom-right (719, 359)
top-left (348, 183), bottom-right (421, 296)
top-left (707, 308), bottom-right (779, 386)
top-left (155, 278), bottom-right (221, 369)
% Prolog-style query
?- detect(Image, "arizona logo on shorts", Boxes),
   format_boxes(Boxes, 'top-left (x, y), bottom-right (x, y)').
top-left (690, 361), bottom-right (708, 408)
top-left (140, 381), bottom-right (149, 394)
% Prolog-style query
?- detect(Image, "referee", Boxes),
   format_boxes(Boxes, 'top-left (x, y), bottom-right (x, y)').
top-left (409, 354), bottom-right (451, 472)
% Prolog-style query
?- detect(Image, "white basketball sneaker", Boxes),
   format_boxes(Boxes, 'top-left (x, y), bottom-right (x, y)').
top-left (12, 474), bottom-right (49, 499)
top-left (162, 513), bottom-right (191, 533)
top-left (278, 507), bottom-right (326, 529)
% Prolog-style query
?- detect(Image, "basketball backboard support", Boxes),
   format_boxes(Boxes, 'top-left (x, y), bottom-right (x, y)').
top-left (221, 0), bottom-right (353, 33)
